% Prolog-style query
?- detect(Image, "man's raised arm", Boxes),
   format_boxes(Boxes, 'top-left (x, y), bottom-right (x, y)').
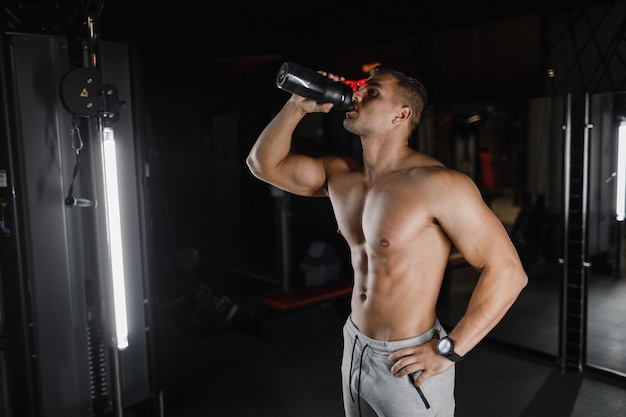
top-left (246, 96), bottom-right (334, 197)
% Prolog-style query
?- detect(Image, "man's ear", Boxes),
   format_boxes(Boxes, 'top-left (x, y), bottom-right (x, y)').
top-left (393, 106), bottom-right (412, 124)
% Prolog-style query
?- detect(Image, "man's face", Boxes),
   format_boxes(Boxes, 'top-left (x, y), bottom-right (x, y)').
top-left (342, 73), bottom-right (403, 137)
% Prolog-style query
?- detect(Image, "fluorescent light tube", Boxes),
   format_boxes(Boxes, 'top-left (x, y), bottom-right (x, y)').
top-left (617, 120), bottom-right (626, 221)
top-left (101, 126), bottom-right (129, 350)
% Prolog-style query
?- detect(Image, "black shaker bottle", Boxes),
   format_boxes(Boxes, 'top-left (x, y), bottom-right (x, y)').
top-left (275, 61), bottom-right (355, 111)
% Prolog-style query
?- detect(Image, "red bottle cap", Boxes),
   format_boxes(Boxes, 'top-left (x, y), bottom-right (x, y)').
top-left (341, 78), bottom-right (367, 92)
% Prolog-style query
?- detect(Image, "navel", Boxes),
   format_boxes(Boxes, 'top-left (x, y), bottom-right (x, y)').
top-left (379, 239), bottom-right (389, 247)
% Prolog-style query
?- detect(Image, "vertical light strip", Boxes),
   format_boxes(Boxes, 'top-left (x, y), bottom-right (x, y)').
top-left (617, 120), bottom-right (626, 222)
top-left (102, 126), bottom-right (129, 350)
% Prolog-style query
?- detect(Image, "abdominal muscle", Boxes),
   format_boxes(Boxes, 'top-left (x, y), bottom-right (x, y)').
top-left (348, 243), bottom-right (449, 342)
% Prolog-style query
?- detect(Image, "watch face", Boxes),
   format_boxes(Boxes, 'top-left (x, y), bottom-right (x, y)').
top-left (438, 338), bottom-right (452, 354)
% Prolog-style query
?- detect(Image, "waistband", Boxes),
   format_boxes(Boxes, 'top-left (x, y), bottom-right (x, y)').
top-left (344, 316), bottom-right (443, 352)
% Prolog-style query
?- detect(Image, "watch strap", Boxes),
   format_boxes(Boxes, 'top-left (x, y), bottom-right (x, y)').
top-left (444, 350), bottom-right (464, 363)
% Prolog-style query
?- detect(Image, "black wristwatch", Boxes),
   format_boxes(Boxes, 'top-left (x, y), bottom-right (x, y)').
top-left (437, 336), bottom-right (464, 363)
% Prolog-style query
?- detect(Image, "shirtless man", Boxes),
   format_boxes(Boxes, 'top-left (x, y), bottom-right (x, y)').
top-left (246, 64), bottom-right (527, 416)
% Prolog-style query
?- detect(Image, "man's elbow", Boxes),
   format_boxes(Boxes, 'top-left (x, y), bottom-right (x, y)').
top-left (245, 153), bottom-right (264, 178)
top-left (511, 262), bottom-right (529, 294)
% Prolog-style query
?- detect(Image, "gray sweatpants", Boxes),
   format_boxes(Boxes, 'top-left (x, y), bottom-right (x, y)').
top-left (341, 317), bottom-right (456, 417)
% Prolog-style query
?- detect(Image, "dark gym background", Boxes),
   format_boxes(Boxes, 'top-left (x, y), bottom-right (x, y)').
top-left (1, 1), bottom-right (626, 416)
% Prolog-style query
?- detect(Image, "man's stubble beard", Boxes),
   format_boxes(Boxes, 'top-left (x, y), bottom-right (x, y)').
top-left (343, 117), bottom-right (365, 137)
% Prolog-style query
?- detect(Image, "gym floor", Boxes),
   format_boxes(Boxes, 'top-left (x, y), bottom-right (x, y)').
top-left (152, 262), bottom-right (626, 417)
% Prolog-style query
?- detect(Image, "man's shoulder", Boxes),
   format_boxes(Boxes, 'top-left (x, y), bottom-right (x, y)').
top-left (410, 159), bottom-right (462, 178)
top-left (409, 162), bottom-right (476, 191)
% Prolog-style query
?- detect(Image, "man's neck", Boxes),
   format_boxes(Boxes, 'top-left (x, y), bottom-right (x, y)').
top-left (360, 139), bottom-right (413, 183)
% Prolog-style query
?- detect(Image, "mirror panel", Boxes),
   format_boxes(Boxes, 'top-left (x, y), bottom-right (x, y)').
top-left (587, 92), bottom-right (626, 376)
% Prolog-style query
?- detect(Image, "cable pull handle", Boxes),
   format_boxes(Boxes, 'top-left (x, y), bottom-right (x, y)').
top-left (71, 120), bottom-right (84, 155)
top-left (65, 117), bottom-right (96, 208)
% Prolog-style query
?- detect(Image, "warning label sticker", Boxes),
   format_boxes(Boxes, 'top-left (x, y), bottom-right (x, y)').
top-left (0, 170), bottom-right (7, 187)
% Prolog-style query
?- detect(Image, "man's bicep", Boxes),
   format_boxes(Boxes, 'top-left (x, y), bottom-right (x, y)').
top-left (265, 153), bottom-right (329, 197)
top-left (440, 185), bottom-right (516, 270)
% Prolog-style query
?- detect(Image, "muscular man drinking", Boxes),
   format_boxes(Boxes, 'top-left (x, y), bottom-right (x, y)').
top-left (246, 64), bottom-right (527, 417)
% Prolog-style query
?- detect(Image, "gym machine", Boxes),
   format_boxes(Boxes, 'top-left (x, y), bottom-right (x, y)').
top-left (0, 4), bottom-right (160, 417)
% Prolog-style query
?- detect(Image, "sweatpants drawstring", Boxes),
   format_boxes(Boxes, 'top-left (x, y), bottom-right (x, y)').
top-left (347, 334), bottom-right (370, 417)
top-left (357, 344), bottom-right (369, 417)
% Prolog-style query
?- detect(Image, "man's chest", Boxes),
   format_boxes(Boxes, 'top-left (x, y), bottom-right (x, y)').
top-left (330, 182), bottom-right (435, 247)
